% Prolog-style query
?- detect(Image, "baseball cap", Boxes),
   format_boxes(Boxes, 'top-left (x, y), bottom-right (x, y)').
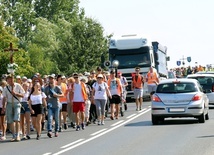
top-left (22, 76), bottom-right (27, 80)
top-left (16, 75), bottom-right (21, 79)
top-left (97, 74), bottom-right (104, 78)
top-left (49, 74), bottom-right (55, 79)
top-left (27, 79), bottom-right (32, 83)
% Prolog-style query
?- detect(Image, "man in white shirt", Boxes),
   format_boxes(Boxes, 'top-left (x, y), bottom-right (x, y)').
top-left (2, 75), bottom-right (25, 142)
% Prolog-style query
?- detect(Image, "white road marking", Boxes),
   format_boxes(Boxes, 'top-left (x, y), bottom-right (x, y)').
top-left (111, 120), bottom-right (124, 127)
top-left (126, 114), bottom-right (137, 119)
top-left (52, 108), bottom-right (151, 155)
top-left (43, 153), bottom-right (52, 155)
top-left (90, 128), bottom-right (108, 136)
top-left (60, 139), bottom-right (84, 149)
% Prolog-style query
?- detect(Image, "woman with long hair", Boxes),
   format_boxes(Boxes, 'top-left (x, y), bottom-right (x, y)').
top-left (28, 82), bottom-right (47, 140)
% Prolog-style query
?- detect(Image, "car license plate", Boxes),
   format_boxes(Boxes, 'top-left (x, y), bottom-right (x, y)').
top-left (169, 108), bottom-right (185, 112)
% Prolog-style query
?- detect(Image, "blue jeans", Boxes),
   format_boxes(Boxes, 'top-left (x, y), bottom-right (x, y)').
top-left (47, 106), bottom-right (60, 132)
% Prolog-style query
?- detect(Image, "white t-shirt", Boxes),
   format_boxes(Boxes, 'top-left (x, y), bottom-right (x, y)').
top-left (2, 83), bottom-right (25, 103)
top-left (93, 82), bottom-right (108, 100)
top-left (21, 91), bottom-right (30, 102)
top-left (30, 92), bottom-right (46, 105)
top-left (72, 83), bottom-right (84, 102)
top-left (109, 79), bottom-right (121, 96)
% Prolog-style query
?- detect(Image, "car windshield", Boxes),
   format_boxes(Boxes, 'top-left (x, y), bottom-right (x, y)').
top-left (188, 77), bottom-right (214, 90)
top-left (156, 82), bottom-right (197, 93)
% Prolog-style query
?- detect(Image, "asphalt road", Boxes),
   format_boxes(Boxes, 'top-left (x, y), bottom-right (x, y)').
top-left (1, 101), bottom-right (214, 155)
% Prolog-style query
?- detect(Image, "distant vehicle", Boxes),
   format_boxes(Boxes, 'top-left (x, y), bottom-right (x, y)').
top-left (187, 74), bottom-right (214, 108)
top-left (151, 78), bottom-right (209, 125)
top-left (168, 71), bottom-right (176, 79)
top-left (196, 71), bottom-right (214, 75)
top-left (103, 34), bottom-right (169, 100)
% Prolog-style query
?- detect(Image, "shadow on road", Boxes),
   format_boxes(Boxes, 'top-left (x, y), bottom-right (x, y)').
top-left (197, 135), bottom-right (214, 138)
top-left (125, 121), bottom-right (152, 127)
top-left (125, 119), bottom-right (200, 127)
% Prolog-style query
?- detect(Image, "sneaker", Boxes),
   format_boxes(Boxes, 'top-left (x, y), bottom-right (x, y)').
top-left (136, 108), bottom-right (139, 111)
top-left (11, 135), bottom-right (16, 142)
top-left (55, 132), bottom-right (59, 137)
top-left (97, 121), bottom-right (101, 125)
top-left (81, 123), bottom-right (85, 130)
top-left (110, 116), bottom-right (114, 120)
top-left (101, 121), bottom-right (105, 125)
top-left (64, 123), bottom-right (68, 130)
top-left (47, 132), bottom-right (52, 138)
top-left (15, 136), bottom-right (21, 142)
top-left (71, 122), bottom-right (76, 129)
top-left (26, 135), bottom-right (31, 139)
top-left (86, 121), bottom-right (90, 126)
top-left (21, 136), bottom-right (27, 140)
top-left (76, 125), bottom-right (80, 131)
top-left (0, 136), bottom-right (6, 140)
top-left (30, 127), bottom-right (34, 132)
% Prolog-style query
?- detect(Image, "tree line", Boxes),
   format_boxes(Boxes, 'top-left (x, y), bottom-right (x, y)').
top-left (0, 0), bottom-right (110, 78)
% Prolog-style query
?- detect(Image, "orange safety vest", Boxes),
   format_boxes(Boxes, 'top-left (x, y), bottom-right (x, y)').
top-left (132, 75), bottom-right (143, 88)
top-left (70, 82), bottom-right (88, 101)
top-left (59, 83), bottom-right (67, 103)
top-left (107, 78), bottom-right (122, 95)
top-left (147, 72), bottom-right (158, 85)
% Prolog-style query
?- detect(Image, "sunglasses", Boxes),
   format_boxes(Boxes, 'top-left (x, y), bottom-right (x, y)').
top-left (74, 77), bottom-right (78, 79)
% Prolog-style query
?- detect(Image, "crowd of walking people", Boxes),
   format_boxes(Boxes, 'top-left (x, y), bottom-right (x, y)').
top-left (0, 64), bottom-right (208, 142)
top-left (0, 66), bottom-right (129, 142)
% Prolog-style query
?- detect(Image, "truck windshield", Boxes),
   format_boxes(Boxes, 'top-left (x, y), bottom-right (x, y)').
top-left (109, 47), bottom-right (151, 69)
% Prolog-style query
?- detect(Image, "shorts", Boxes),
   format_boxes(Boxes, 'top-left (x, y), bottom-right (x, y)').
top-left (148, 84), bottom-right (157, 93)
top-left (6, 102), bottom-right (21, 123)
top-left (31, 104), bottom-right (43, 117)
top-left (134, 88), bottom-right (143, 99)
top-left (109, 95), bottom-right (121, 104)
top-left (0, 108), bottom-right (5, 116)
top-left (61, 103), bottom-right (67, 112)
top-left (20, 102), bottom-right (30, 114)
top-left (73, 102), bottom-right (85, 113)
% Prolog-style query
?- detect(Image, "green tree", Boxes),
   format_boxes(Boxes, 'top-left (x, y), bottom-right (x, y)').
top-left (0, 20), bottom-right (33, 77)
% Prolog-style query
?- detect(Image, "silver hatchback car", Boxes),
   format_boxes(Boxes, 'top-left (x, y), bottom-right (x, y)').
top-left (151, 78), bottom-right (209, 125)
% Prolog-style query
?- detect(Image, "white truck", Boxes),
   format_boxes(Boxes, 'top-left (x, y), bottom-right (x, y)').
top-left (104, 34), bottom-right (169, 100)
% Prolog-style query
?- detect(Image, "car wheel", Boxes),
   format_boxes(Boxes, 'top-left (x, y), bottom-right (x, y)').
top-left (152, 115), bottom-right (159, 125)
top-left (205, 113), bottom-right (209, 120)
top-left (198, 113), bottom-right (205, 123)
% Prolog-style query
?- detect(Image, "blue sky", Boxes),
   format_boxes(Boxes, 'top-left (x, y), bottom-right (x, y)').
top-left (79, 0), bottom-right (214, 69)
